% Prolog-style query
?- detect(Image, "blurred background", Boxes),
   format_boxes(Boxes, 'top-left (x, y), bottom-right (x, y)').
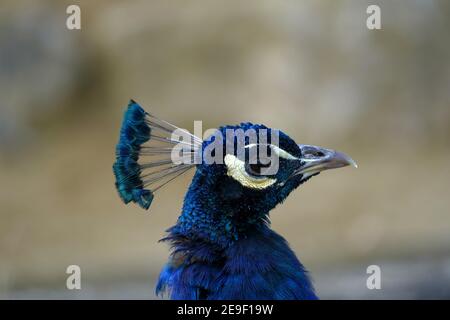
top-left (1, 0), bottom-right (450, 299)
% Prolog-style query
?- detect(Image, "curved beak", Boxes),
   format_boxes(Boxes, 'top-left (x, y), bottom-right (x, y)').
top-left (295, 144), bottom-right (357, 176)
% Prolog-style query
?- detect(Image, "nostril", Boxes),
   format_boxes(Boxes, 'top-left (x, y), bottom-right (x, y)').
top-left (304, 150), bottom-right (325, 158)
top-left (299, 145), bottom-right (330, 159)
top-left (315, 151), bottom-right (325, 157)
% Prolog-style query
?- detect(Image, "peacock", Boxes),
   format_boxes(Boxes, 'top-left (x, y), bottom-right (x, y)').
top-left (113, 100), bottom-right (356, 300)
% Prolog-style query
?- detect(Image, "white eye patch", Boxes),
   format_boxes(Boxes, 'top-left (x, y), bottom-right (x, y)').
top-left (224, 154), bottom-right (277, 190)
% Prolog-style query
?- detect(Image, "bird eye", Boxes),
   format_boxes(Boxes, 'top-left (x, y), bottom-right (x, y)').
top-left (245, 161), bottom-right (272, 176)
top-left (224, 154), bottom-right (277, 190)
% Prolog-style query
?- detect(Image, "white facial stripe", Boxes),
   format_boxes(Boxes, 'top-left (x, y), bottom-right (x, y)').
top-left (271, 145), bottom-right (298, 160)
top-left (224, 154), bottom-right (277, 190)
top-left (245, 143), bottom-right (298, 160)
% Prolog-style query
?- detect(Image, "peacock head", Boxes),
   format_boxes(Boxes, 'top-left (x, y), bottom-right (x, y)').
top-left (183, 122), bottom-right (357, 218)
top-left (113, 100), bottom-right (356, 238)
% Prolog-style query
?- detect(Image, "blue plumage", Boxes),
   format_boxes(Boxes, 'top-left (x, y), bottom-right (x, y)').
top-left (157, 224), bottom-right (317, 299)
top-left (113, 100), bottom-right (356, 300)
top-left (113, 100), bottom-right (154, 209)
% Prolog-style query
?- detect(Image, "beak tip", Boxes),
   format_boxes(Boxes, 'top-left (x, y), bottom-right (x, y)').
top-left (335, 151), bottom-right (357, 169)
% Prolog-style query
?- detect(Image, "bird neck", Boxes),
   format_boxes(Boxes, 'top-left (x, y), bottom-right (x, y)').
top-left (175, 171), bottom-right (270, 248)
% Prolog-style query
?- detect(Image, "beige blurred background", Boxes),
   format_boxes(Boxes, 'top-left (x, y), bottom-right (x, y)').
top-left (1, 0), bottom-right (450, 299)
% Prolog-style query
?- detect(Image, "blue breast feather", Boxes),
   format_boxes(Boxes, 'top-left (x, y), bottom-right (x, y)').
top-left (156, 225), bottom-right (318, 300)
